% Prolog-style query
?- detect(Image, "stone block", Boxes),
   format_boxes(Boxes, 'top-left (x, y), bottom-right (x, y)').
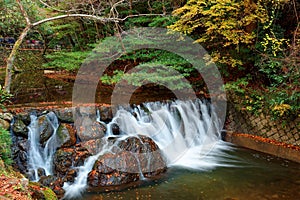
top-left (266, 131), bottom-right (274, 137)
top-left (281, 136), bottom-right (289, 141)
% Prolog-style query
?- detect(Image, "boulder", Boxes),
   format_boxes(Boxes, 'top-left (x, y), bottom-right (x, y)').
top-left (98, 106), bottom-right (113, 122)
top-left (88, 135), bottom-right (167, 187)
top-left (88, 152), bottom-right (140, 187)
top-left (118, 135), bottom-right (167, 177)
top-left (11, 137), bottom-right (28, 174)
top-left (12, 118), bottom-right (28, 138)
top-left (111, 123), bottom-right (120, 135)
top-left (38, 168), bottom-right (46, 177)
top-left (77, 106), bottom-right (97, 117)
top-left (53, 146), bottom-right (91, 179)
top-left (56, 123), bottom-right (76, 147)
top-left (54, 108), bottom-right (74, 123)
top-left (80, 137), bottom-right (118, 155)
top-left (75, 116), bottom-right (106, 141)
top-left (38, 175), bottom-right (65, 197)
top-left (80, 138), bottom-right (104, 155)
top-left (15, 113), bottom-right (31, 126)
top-left (38, 115), bottom-right (54, 146)
top-left (0, 113), bottom-right (14, 130)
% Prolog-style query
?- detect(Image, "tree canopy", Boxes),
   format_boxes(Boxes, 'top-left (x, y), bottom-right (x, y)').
top-left (0, 0), bottom-right (299, 119)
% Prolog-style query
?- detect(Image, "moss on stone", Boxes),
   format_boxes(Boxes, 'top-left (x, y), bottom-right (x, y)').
top-left (42, 187), bottom-right (58, 200)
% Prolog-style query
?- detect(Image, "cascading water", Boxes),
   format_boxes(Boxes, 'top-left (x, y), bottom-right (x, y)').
top-left (27, 111), bottom-right (60, 181)
top-left (63, 140), bottom-right (111, 199)
top-left (107, 99), bottom-right (230, 169)
top-left (62, 99), bottom-right (232, 199)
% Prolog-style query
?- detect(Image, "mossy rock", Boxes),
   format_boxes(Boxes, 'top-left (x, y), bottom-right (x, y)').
top-left (42, 187), bottom-right (58, 200)
top-left (29, 182), bottom-right (58, 200)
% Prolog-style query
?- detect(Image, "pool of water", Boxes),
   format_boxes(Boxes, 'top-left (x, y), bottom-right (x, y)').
top-left (82, 146), bottom-right (300, 200)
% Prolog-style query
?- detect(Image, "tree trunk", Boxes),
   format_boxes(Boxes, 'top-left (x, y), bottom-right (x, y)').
top-left (4, 1), bottom-right (163, 92)
top-left (4, 25), bottom-right (31, 92)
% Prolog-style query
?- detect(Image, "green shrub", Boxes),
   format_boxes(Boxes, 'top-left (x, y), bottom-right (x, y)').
top-left (0, 126), bottom-right (12, 165)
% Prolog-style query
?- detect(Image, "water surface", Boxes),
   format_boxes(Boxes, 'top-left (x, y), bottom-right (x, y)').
top-left (82, 147), bottom-right (300, 200)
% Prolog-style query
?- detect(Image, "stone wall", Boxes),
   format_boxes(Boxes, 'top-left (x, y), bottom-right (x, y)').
top-left (225, 102), bottom-right (300, 146)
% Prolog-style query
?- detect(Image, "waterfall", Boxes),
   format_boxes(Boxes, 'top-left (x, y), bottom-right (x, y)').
top-left (27, 111), bottom-right (60, 181)
top-left (107, 99), bottom-right (230, 169)
top-left (63, 140), bottom-right (111, 199)
top-left (24, 99), bottom-right (231, 198)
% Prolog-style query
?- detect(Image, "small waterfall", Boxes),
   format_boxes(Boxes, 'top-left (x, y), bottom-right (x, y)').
top-left (27, 111), bottom-right (60, 181)
top-left (106, 99), bottom-right (229, 169)
top-left (23, 99), bottom-right (231, 198)
top-left (63, 140), bottom-right (115, 199)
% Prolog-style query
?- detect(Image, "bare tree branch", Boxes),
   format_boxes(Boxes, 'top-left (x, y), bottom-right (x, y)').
top-left (16, 0), bottom-right (31, 26)
top-left (120, 13), bottom-right (166, 21)
top-left (32, 14), bottom-right (119, 27)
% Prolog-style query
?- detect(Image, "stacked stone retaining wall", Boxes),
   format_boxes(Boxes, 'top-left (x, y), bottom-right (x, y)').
top-left (226, 103), bottom-right (300, 146)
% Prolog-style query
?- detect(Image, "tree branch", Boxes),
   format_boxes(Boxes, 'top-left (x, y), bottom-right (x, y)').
top-left (16, 0), bottom-right (31, 26)
top-left (32, 14), bottom-right (119, 27)
top-left (32, 13), bottom-right (166, 28)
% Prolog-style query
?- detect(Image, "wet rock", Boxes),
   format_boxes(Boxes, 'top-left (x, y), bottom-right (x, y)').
top-left (88, 135), bottom-right (167, 187)
top-left (57, 123), bottom-right (76, 147)
top-left (118, 135), bottom-right (167, 177)
top-left (80, 138), bottom-right (105, 155)
top-left (12, 118), bottom-right (28, 138)
top-left (63, 169), bottom-right (77, 183)
top-left (38, 115), bottom-right (54, 146)
top-left (18, 139), bottom-right (28, 151)
top-left (11, 137), bottom-right (28, 174)
top-left (27, 170), bottom-right (36, 181)
top-left (111, 123), bottom-right (120, 135)
top-left (38, 168), bottom-right (46, 177)
top-left (88, 152), bottom-right (140, 187)
top-left (98, 106), bottom-right (113, 121)
top-left (77, 106), bottom-right (97, 117)
top-left (53, 146), bottom-right (91, 179)
top-left (39, 175), bottom-right (60, 186)
top-left (75, 116), bottom-right (106, 141)
top-left (53, 148), bottom-right (73, 177)
top-left (29, 182), bottom-right (58, 200)
top-left (38, 175), bottom-right (65, 197)
top-left (15, 113), bottom-right (31, 126)
top-left (55, 108), bottom-right (74, 123)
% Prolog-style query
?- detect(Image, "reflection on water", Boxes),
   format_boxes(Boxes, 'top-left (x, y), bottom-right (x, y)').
top-left (1, 70), bottom-right (73, 105)
top-left (83, 147), bottom-right (300, 200)
top-left (1, 70), bottom-right (182, 106)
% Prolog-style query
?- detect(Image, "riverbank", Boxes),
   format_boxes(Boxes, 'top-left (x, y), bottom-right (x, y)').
top-left (0, 159), bottom-right (57, 200)
top-left (224, 132), bottom-right (300, 163)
